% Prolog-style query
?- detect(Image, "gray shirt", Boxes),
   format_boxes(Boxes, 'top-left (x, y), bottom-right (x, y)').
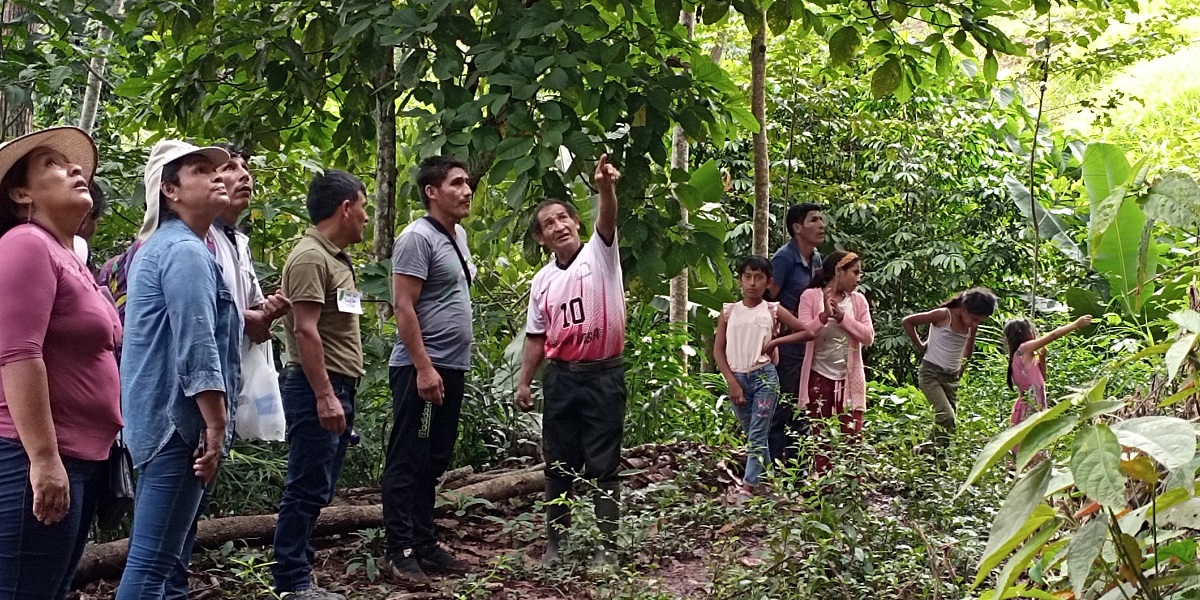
top-left (389, 218), bottom-right (475, 370)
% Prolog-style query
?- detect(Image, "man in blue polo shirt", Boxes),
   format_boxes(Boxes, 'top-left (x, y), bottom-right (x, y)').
top-left (768, 202), bottom-right (825, 465)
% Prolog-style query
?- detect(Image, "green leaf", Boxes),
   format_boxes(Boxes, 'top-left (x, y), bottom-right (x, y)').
top-left (829, 26), bottom-right (861, 66)
top-left (1161, 497), bottom-right (1200, 529)
top-left (974, 504), bottom-right (1057, 587)
top-left (887, 0), bottom-right (908, 22)
top-left (689, 160), bottom-right (724, 203)
top-left (1093, 197), bottom-right (1156, 314)
top-left (871, 58), bottom-right (902, 99)
top-left (1170, 309), bottom-right (1200, 333)
top-left (983, 50), bottom-right (998, 82)
top-left (1079, 399), bottom-right (1124, 421)
top-left (961, 400), bottom-right (1074, 491)
top-left (1144, 171), bottom-right (1200, 230)
top-left (766, 0), bottom-right (792, 34)
top-left (1081, 143), bottom-right (1131, 209)
top-left (1088, 186), bottom-right (1127, 255)
top-left (1004, 173), bottom-right (1086, 265)
top-left (655, 0), bottom-right (681, 28)
top-left (1165, 333), bottom-right (1198, 382)
top-left (993, 522), bottom-right (1061, 596)
top-left (1067, 516), bottom-right (1108, 598)
top-left (979, 461), bottom-right (1053, 578)
top-left (701, 0), bottom-right (731, 24)
top-left (1016, 416), bottom-right (1079, 470)
top-left (1109, 416), bottom-right (1198, 471)
top-left (1071, 424), bottom-right (1127, 510)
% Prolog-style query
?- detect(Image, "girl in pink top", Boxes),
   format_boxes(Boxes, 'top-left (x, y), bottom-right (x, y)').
top-left (0, 127), bottom-right (122, 599)
top-left (1004, 314), bottom-right (1093, 428)
top-left (797, 251), bottom-right (874, 477)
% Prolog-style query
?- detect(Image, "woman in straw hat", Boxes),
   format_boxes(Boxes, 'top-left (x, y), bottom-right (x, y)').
top-left (0, 126), bottom-right (123, 599)
top-left (115, 140), bottom-right (242, 600)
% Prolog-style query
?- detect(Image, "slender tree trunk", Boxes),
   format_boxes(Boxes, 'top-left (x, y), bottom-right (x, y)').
top-left (1, 0), bottom-right (34, 140)
top-left (77, 0), bottom-right (124, 134)
top-left (668, 10), bottom-right (696, 326)
top-left (372, 47), bottom-right (397, 263)
top-left (750, 13), bottom-right (769, 257)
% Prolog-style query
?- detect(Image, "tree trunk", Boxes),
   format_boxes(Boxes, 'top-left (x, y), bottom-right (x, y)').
top-left (0, 0), bottom-right (34, 140)
top-left (668, 9), bottom-right (696, 326)
top-left (750, 13), bottom-right (769, 257)
top-left (372, 46), bottom-right (397, 264)
top-left (77, 0), bottom-right (124, 134)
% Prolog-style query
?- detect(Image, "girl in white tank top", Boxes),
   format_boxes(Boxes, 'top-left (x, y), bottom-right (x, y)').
top-left (902, 288), bottom-right (997, 453)
top-left (714, 257), bottom-right (813, 496)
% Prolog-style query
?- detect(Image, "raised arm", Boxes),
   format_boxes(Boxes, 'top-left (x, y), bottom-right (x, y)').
top-left (901, 307), bottom-right (950, 354)
top-left (1019, 315), bottom-right (1093, 356)
top-left (594, 154), bottom-right (620, 245)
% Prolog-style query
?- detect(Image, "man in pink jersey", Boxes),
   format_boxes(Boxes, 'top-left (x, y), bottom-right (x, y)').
top-left (517, 154), bottom-right (625, 567)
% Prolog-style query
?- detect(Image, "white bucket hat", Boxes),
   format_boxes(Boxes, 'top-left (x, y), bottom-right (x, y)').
top-left (138, 140), bottom-right (230, 241)
top-left (0, 126), bottom-right (98, 190)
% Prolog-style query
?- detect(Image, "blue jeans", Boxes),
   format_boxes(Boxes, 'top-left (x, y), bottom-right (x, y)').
top-left (0, 437), bottom-right (104, 600)
top-left (271, 367), bottom-right (356, 593)
top-left (115, 431), bottom-right (208, 600)
top-left (732, 364), bottom-right (779, 486)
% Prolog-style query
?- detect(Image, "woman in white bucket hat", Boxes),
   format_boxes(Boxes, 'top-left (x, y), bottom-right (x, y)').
top-left (115, 140), bottom-right (244, 600)
top-left (0, 126), bottom-right (123, 599)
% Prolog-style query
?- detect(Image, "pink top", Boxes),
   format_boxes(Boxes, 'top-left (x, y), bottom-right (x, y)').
top-left (797, 288), bottom-right (874, 411)
top-left (1011, 343), bottom-right (1047, 407)
top-left (0, 224), bottom-right (123, 461)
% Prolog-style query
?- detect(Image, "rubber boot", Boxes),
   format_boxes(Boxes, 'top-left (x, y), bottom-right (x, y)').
top-left (591, 481), bottom-right (620, 568)
top-left (542, 477), bottom-right (572, 566)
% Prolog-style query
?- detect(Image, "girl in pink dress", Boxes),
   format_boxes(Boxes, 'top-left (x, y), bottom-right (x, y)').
top-left (1004, 314), bottom-right (1093, 427)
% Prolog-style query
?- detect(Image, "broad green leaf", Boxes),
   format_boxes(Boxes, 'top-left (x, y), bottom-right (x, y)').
top-left (1079, 398), bottom-right (1124, 421)
top-left (961, 400), bottom-right (1074, 492)
top-left (689, 160), bottom-right (724, 203)
top-left (979, 461), bottom-right (1053, 574)
top-left (654, 0), bottom-right (681, 28)
top-left (1016, 416), bottom-right (1079, 469)
top-left (829, 26), bottom-right (860, 66)
top-left (1169, 309), bottom-right (1200, 333)
top-left (1081, 143), bottom-right (1131, 209)
top-left (1109, 416), bottom-right (1198, 471)
top-left (1144, 171), bottom-right (1200, 230)
top-left (993, 522), bottom-right (1060, 596)
top-left (766, 0), bottom-right (792, 34)
top-left (1068, 516), bottom-right (1108, 598)
top-left (1071, 424), bottom-right (1127, 510)
top-left (1093, 197), bottom-right (1156, 314)
top-left (1088, 186), bottom-right (1127, 258)
top-left (887, 0), bottom-right (909, 22)
top-left (973, 504), bottom-right (1057, 587)
top-left (1163, 456), bottom-right (1198, 492)
top-left (871, 58), bottom-right (902, 99)
top-left (700, 0), bottom-right (731, 24)
top-left (983, 50), bottom-right (998, 82)
top-left (1120, 454), bottom-right (1158, 485)
top-left (1165, 333), bottom-right (1197, 382)
top-left (1003, 173), bottom-right (1086, 265)
top-left (1047, 466), bottom-right (1076, 495)
top-left (1161, 497), bottom-right (1200, 529)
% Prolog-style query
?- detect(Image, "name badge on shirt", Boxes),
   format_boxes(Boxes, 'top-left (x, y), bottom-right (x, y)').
top-left (336, 289), bottom-right (363, 315)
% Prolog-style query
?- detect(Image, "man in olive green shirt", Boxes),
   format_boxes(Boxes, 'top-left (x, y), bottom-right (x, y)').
top-left (272, 170), bottom-right (369, 600)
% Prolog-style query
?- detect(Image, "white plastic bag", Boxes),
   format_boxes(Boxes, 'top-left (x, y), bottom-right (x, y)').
top-left (235, 340), bottom-right (286, 441)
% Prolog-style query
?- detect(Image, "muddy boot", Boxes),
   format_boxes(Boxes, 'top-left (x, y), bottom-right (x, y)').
top-left (591, 481), bottom-right (620, 568)
top-left (542, 478), bottom-right (572, 566)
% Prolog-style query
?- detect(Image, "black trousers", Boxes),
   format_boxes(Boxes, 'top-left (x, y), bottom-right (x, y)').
top-left (542, 361), bottom-right (627, 488)
top-left (382, 365), bottom-right (465, 557)
top-left (769, 353), bottom-right (809, 464)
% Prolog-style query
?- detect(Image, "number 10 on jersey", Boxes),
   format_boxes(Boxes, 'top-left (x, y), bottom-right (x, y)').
top-left (559, 297), bottom-right (585, 328)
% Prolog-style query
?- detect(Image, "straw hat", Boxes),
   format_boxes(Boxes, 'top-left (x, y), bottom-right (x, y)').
top-left (0, 126), bottom-right (97, 189)
top-left (137, 140), bottom-right (230, 241)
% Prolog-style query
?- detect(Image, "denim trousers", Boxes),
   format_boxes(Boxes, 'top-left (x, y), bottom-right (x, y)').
top-left (731, 364), bottom-right (779, 486)
top-left (115, 431), bottom-right (208, 600)
top-left (0, 437), bottom-right (104, 600)
top-left (271, 368), bottom-right (357, 593)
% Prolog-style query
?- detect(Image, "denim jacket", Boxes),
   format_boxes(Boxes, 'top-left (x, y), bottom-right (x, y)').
top-left (120, 218), bottom-right (242, 467)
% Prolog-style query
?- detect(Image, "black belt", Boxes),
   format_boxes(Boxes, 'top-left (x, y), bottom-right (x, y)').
top-left (282, 363), bottom-right (360, 387)
top-left (550, 356), bottom-right (624, 373)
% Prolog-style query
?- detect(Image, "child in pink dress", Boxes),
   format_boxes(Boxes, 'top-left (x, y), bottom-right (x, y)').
top-left (1004, 314), bottom-right (1093, 427)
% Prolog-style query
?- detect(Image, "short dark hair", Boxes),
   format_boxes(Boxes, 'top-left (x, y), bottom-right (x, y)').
top-left (0, 152), bottom-right (33, 236)
top-left (785, 202), bottom-right (822, 237)
top-left (307, 169), bottom-right (365, 224)
top-left (88, 181), bottom-right (107, 219)
top-left (415, 155), bottom-right (469, 208)
top-left (213, 142), bottom-right (251, 162)
top-left (738, 255), bottom-right (773, 278)
top-left (529, 198), bottom-right (580, 236)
